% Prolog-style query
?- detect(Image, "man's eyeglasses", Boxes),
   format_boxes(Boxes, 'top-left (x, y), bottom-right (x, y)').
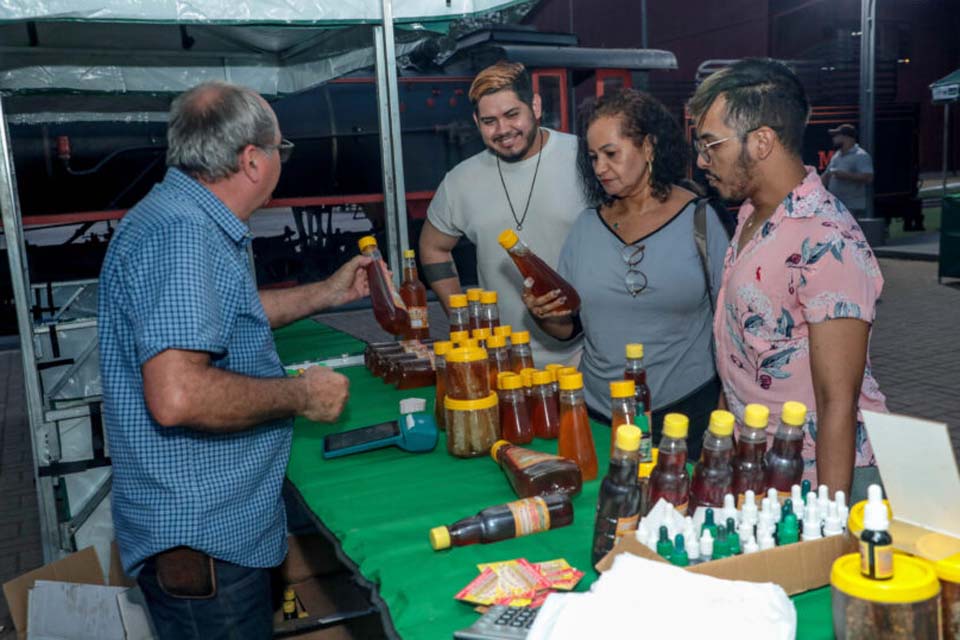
top-left (259, 138), bottom-right (295, 164)
top-left (621, 243), bottom-right (647, 297)
top-left (692, 136), bottom-right (732, 163)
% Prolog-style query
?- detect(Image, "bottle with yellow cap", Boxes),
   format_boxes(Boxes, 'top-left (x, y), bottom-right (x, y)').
top-left (471, 327), bottom-right (491, 348)
top-left (448, 293), bottom-right (470, 334)
top-left (357, 236), bottom-right (410, 335)
top-left (465, 288), bottom-right (484, 331)
top-left (530, 369), bottom-right (560, 439)
top-left (493, 325), bottom-right (513, 349)
top-left (497, 374), bottom-right (533, 444)
top-left (486, 334), bottom-right (512, 392)
top-left (557, 372), bottom-right (598, 481)
top-left (689, 410), bottom-right (736, 512)
top-left (428, 493), bottom-right (573, 551)
top-left (592, 424), bottom-right (643, 564)
top-left (490, 440), bottom-right (581, 498)
top-left (497, 229), bottom-right (581, 313)
top-left (445, 346), bottom-right (491, 400)
top-left (433, 341), bottom-right (453, 431)
top-left (733, 403), bottom-right (770, 505)
top-left (478, 290), bottom-right (501, 331)
top-left (609, 380), bottom-right (637, 456)
top-left (649, 413), bottom-right (691, 514)
top-left (519, 368), bottom-right (537, 422)
top-left (763, 401), bottom-right (807, 493)
top-left (510, 331), bottom-right (535, 372)
top-left (399, 248), bottom-right (429, 340)
top-left (449, 329), bottom-right (470, 347)
top-left (624, 344), bottom-right (652, 427)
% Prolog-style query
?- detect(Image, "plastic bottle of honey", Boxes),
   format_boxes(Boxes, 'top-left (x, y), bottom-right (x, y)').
top-left (497, 229), bottom-right (581, 313)
top-left (592, 424), bottom-right (642, 564)
top-left (471, 327), bottom-right (491, 349)
top-left (428, 494), bottom-right (574, 550)
top-left (493, 325), bottom-right (513, 350)
top-left (763, 401), bottom-right (807, 495)
top-left (497, 374), bottom-right (533, 444)
top-left (490, 440), bottom-right (582, 498)
top-left (510, 331), bottom-right (534, 372)
top-left (609, 380), bottom-right (637, 456)
top-left (358, 236), bottom-right (410, 336)
top-left (433, 341), bottom-right (453, 430)
top-left (530, 370), bottom-right (560, 439)
top-left (624, 343), bottom-right (652, 426)
top-left (648, 413), bottom-right (691, 514)
top-left (399, 249), bottom-right (429, 340)
top-left (558, 372), bottom-right (598, 481)
top-left (447, 294), bottom-right (470, 334)
top-left (478, 291), bottom-right (501, 331)
top-left (466, 288), bottom-right (483, 331)
top-left (732, 403), bottom-right (769, 506)
top-left (486, 334), bottom-right (512, 393)
top-left (689, 410), bottom-right (736, 512)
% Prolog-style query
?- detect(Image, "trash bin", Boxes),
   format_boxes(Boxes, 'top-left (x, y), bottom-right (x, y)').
top-left (940, 194), bottom-right (960, 282)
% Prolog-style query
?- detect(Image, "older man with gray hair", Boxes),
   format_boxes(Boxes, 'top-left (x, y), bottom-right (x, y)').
top-left (99, 82), bottom-right (371, 639)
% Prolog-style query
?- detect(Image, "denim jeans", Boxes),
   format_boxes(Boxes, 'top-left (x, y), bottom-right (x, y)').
top-left (137, 555), bottom-right (273, 640)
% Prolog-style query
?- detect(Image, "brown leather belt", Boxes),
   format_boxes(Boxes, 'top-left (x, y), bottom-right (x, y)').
top-left (154, 547), bottom-right (217, 599)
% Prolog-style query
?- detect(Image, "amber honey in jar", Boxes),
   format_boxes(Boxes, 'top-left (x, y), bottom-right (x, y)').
top-left (445, 346), bottom-right (491, 400)
top-left (444, 392), bottom-right (500, 458)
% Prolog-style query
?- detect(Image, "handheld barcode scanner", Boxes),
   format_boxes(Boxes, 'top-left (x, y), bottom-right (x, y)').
top-left (322, 399), bottom-right (438, 459)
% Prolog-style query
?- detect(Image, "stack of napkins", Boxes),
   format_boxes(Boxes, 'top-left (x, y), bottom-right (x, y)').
top-left (527, 553), bottom-right (795, 640)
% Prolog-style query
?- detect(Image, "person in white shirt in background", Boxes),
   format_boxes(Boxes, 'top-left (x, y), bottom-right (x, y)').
top-left (419, 61), bottom-right (586, 366)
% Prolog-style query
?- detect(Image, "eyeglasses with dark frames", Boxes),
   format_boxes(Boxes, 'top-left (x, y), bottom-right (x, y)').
top-left (621, 243), bottom-right (647, 297)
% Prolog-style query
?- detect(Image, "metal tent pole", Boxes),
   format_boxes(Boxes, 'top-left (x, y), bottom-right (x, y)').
top-left (0, 96), bottom-right (61, 561)
top-left (944, 103), bottom-right (951, 200)
top-left (859, 0), bottom-right (876, 219)
top-left (373, 0), bottom-right (410, 284)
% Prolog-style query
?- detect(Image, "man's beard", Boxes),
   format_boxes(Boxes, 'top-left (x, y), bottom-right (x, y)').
top-left (707, 146), bottom-right (755, 202)
top-left (490, 125), bottom-right (539, 163)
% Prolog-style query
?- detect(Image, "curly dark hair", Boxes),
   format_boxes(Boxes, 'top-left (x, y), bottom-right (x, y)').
top-left (577, 88), bottom-right (689, 207)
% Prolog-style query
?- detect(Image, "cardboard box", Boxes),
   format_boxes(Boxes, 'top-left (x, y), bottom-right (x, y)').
top-left (2, 545), bottom-right (151, 640)
top-left (597, 533), bottom-right (856, 596)
top-left (862, 411), bottom-right (960, 561)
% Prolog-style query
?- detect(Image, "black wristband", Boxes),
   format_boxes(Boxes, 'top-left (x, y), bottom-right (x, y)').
top-left (422, 261), bottom-right (458, 284)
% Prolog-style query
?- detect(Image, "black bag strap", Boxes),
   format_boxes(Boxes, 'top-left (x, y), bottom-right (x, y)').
top-left (693, 197), bottom-right (715, 315)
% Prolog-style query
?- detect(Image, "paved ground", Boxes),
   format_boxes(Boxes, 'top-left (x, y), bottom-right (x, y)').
top-left (0, 257), bottom-right (958, 636)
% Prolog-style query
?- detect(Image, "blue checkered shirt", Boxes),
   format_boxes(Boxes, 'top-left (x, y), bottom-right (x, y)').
top-left (99, 168), bottom-right (290, 575)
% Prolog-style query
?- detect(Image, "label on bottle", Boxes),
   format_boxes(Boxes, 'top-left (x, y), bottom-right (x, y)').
top-left (639, 436), bottom-right (653, 463)
top-left (408, 306), bottom-right (429, 329)
top-left (508, 497), bottom-right (551, 537)
top-left (504, 447), bottom-right (560, 470)
top-left (860, 540), bottom-right (894, 579)
top-left (615, 514), bottom-right (639, 543)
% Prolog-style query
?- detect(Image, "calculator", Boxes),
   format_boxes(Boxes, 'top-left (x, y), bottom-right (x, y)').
top-left (453, 606), bottom-right (539, 639)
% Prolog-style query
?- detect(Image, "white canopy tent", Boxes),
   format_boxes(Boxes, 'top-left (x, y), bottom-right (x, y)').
top-left (0, 0), bottom-right (530, 564)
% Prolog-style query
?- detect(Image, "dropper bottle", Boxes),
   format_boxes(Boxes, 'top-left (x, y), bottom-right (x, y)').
top-left (860, 484), bottom-right (893, 580)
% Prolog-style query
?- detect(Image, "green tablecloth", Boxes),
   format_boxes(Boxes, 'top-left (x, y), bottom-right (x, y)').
top-left (281, 319), bottom-right (834, 639)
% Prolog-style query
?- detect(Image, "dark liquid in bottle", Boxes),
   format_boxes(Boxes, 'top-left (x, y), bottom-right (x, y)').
top-left (649, 448), bottom-right (690, 512)
top-left (592, 456), bottom-right (641, 564)
top-left (624, 369), bottom-right (652, 420)
top-left (558, 404), bottom-right (598, 481)
top-left (500, 397), bottom-right (534, 444)
top-left (366, 260), bottom-right (410, 336)
top-left (690, 446), bottom-right (734, 510)
top-left (441, 494), bottom-right (574, 547)
top-left (494, 443), bottom-right (582, 498)
top-left (732, 437), bottom-right (767, 499)
top-left (530, 393), bottom-right (560, 439)
top-left (506, 250), bottom-right (581, 313)
top-left (763, 435), bottom-right (804, 492)
top-left (400, 267), bottom-right (429, 341)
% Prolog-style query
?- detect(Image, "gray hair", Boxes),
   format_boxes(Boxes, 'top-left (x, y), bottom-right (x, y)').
top-left (687, 58), bottom-right (809, 156)
top-left (166, 82), bottom-right (277, 182)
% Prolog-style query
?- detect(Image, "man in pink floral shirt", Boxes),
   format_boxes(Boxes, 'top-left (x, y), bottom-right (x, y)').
top-left (688, 59), bottom-right (887, 501)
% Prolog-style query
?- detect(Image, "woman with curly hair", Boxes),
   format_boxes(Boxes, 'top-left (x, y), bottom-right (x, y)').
top-left (521, 89), bottom-right (730, 456)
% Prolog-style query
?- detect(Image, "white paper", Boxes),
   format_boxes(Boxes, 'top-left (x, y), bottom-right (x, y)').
top-left (28, 581), bottom-right (128, 640)
top-left (862, 410), bottom-right (960, 539)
